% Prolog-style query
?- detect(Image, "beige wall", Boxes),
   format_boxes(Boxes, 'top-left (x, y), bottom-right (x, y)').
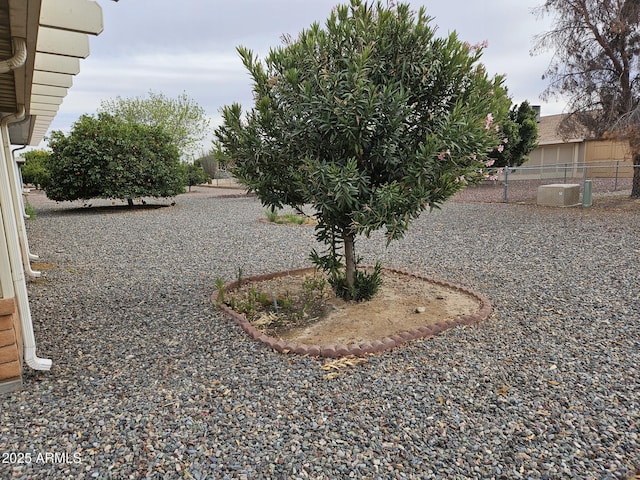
top-left (585, 140), bottom-right (633, 178)
top-left (522, 142), bottom-right (584, 180)
top-left (528, 143), bottom-right (584, 167)
top-left (525, 139), bottom-right (634, 179)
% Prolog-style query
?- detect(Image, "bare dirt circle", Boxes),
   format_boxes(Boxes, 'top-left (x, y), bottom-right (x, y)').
top-left (215, 267), bottom-right (492, 357)
top-left (277, 271), bottom-right (479, 345)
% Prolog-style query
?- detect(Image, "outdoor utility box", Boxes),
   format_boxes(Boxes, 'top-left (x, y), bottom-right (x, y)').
top-left (537, 184), bottom-right (581, 207)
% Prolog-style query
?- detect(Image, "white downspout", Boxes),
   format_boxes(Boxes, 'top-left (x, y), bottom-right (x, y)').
top-left (0, 207), bottom-right (15, 299)
top-left (11, 152), bottom-right (40, 262)
top-left (12, 144), bottom-right (30, 218)
top-left (0, 37), bottom-right (51, 370)
top-left (13, 144), bottom-right (39, 260)
top-left (9, 140), bottom-right (41, 278)
top-left (0, 38), bottom-right (27, 74)
top-left (1, 112), bottom-right (51, 370)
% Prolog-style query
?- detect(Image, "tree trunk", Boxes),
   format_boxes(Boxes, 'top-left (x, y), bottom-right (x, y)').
top-left (632, 154), bottom-right (640, 199)
top-left (343, 230), bottom-right (356, 300)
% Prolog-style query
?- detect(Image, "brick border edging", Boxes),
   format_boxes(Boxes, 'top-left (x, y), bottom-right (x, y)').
top-left (211, 267), bottom-right (493, 358)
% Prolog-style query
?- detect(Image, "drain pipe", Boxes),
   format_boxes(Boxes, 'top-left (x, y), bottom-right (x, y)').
top-left (0, 207), bottom-right (14, 301)
top-left (9, 141), bottom-right (41, 277)
top-left (13, 143), bottom-right (39, 261)
top-left (0, 38), bottom-right (51, 370)
top-left (2, 37), bottom-right (41, 269)
top-left (1, 111), bottom-right (51, 370)
top-left (11, 144), bottom-right (29, 218)
top-left (0, 38), bottom-right (27, 73)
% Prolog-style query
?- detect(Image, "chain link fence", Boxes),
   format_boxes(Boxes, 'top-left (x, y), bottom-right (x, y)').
top-left (455, 161), bottom-right (637, 204)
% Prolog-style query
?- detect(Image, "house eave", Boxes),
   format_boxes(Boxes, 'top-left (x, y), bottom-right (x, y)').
top-left (2, 0), bottom-right (103, 145)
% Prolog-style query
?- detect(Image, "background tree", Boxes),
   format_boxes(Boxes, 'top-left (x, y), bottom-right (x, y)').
top-left (210, 144), bottom-right (233, 171)
top-left (533, 0), bottom-right (640, 197)
top-left (196, 153), bottom-right (219, 179)
top-left (99, 91), bottom-right (211, 161)
top-left (215, 0), bottom-right (510, 300)
top-left (487, 101), bottom-right (539, 168)
top-left (181, 160), bottom-right (210, 191)
top-left (46, 113), bottom-right (184, 205)
top-left (19, 149), bottom-right (51, 189)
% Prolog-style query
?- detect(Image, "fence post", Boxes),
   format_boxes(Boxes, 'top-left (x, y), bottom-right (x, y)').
top-left (614, 161), bottom-right (619, 191)
top-left (503, 168), bottom-right (509, 203)
top-left (563, 163), bottom-right (568, 183)
top-left (582, 179), bottom-right (592, 208)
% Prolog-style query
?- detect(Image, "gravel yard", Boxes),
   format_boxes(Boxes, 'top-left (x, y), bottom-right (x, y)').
top-left (1, 185), bottom-right (639, 479)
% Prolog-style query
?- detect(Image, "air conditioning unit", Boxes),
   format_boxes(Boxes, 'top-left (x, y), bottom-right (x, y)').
top-left (537, 183), bottom-right (581, 207)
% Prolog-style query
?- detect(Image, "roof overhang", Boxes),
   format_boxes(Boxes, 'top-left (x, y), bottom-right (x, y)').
top-left (2, 0), bottom-right (103, 146)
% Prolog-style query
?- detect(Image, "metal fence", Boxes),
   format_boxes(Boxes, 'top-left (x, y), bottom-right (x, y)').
top-left (500, 161), bottom-right (637, 203)
top-left (455, 161), bottom-right (637, 204)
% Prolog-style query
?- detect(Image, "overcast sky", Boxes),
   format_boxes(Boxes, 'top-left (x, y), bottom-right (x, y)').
top-left (44, 0), bottom-right (563, 150)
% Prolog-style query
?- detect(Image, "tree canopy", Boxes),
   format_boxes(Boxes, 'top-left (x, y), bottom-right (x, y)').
top-left (99, 91), bottom-right (211, 161)
top-left (46, 113), bottom-right (184, 204)
top-left (534, 0), bottom-right (640, 197)
top-left (19, 149), bottom-right (51, 189)
top-left (488, 101), bottom-right (539, 168)
top-left (215, 0), bottom-right (510, 299)
top-left (181, 160), bottom-right (210, 191)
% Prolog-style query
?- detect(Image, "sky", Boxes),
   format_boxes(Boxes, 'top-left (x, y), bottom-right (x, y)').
top-left (43, 0), bottom-right (563, 150)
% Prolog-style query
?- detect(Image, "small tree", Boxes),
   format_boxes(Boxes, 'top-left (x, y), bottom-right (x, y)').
top-left (181, 160), bottom-right (210, 191)
top-left (99, 91), bottom-right (211, 161)
top-left (215, 0), bottom-right (510, 299)
top-left (487, 101), bottom-right (539, 168)
top-left (46, 113), bottom-right (184, 205)
top-left (20, 149), bottom-right (51, 189)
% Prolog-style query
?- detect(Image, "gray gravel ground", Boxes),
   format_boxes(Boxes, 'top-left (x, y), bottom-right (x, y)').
top-left (1, 185), bottom-right (639, 479)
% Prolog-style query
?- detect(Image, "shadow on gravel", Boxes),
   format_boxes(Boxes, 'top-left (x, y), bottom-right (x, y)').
top-left (48, 203), bottom-right (172, 216)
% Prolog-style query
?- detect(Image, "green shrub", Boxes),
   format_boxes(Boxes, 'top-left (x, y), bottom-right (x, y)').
top-left (328, 262), bottom-right (383, 302)
top-left (265, 206), bottom-right (279, 222)
top-left (181, 161), bottom-right (210, 191)
top-left (20, 150), bottom-right (50, 189)
top-left (24, 201), bottom-right (36, 219)
top-left (46, 113), bottom-right (184, 203)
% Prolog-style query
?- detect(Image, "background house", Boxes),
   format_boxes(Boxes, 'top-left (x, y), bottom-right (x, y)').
top-left (525, 113), bottom-right (634, 179)
top-left (0, 0), bottom-right (103, 393)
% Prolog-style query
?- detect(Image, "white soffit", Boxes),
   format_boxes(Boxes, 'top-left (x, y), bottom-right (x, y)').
top-left (36, 27), bottom-right (91, 58)
top-left (27, 0), bottom-right (103, 145)
top-left (39, 0), bottom-right (104, 35)
top-left (31, 84), bottom-right (68, 97)
top-left (33, 71), bottom-right (73, 88)
top-left (31, 109), bottom-right (59, 116)
top-left (31, 95), bottom-right (63, 105)
top-left (34, 53), bottom-right (80, 75)
top-left (33, 116), bottom-right (54, 127)
top-left (31, 116), bottom-right (55, 140)
top-left (31, 102), bottom-right (59, 112)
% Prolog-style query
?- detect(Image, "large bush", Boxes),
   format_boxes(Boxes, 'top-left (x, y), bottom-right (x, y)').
top-left (46, 113), bottom-right (184, 203)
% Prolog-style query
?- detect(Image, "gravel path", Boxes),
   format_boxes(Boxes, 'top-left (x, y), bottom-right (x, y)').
top-left (1, 186), bottom-right (638, 479)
